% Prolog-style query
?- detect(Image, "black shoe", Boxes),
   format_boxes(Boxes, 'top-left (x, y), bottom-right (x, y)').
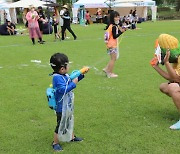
top-left (38, 41), bottom-right (44, 44)
top-left (74, 36), bottom-right (77, 40)
top-left (38, 40), bottom-right (45, 43)
top-left (52, 143), bottom-right (63, 151)
top-left (71, 136), bottom-right (83, 142)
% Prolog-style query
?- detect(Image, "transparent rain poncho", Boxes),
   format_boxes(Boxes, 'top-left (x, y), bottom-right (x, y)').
top-left (58, 78), bottom-right (75, 142)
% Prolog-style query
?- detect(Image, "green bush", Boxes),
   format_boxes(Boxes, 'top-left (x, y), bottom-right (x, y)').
top-left (157, 7), bottom-right (171, 11)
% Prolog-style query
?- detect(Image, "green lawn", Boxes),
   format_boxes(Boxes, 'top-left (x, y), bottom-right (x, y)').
top-left (0, 21), bottom-right (180, 154)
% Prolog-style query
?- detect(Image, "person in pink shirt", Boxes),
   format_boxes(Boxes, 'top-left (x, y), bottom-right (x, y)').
top-left (85, 11), bottom-right (91, 25)
top-left (26, 5), bottom-right (44, 45)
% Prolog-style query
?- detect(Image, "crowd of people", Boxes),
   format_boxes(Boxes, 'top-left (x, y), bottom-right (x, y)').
top-left (103, 9), bottom-right (139, 30)
top-left (0, 4), bottom-right (77, 43)
top-left (0, 6), bottom-right (140, 41)
top-left (83, 8), bottom-right (139, 30)
top-left (24, 4), bottom-right (77, 45)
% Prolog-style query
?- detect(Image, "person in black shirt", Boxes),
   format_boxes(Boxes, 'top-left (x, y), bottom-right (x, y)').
top-left (61, 6), bottom-right (77, 40)
top-left (52, 13), bottom-right (60, 41)
top-left (132, 9), bottom-right (136, 18)
top-left (37, 6), bottom-right (46, 42)
top-left (6, 21), bottom-right (15, 35)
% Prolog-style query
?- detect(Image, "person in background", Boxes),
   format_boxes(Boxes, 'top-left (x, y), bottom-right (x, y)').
top-left (77, 9), bottom-right (80, 24)
top-left (6, 21), bottom-right (15, 35)
top-left (4, 11), bottom-right (8, 23)
top-left (26, 5), bottom-right (44, 45)
top-left (52, 12), bottom-right (60, 41)
top-left (37, 6), bottom-right (46, 42)
top-left (23, 8), bottom-right (29, 28)
top-left (85, 10), bottom-right (91, 25)
top-left (128, 9), bottom-right (134, 24)
top-left (58, 5), bottom-right (67, 40)
top-left (61, 5), bottom-right (77, 40)
top-left (132, 9), bottom-right (137, 18)
top-left (96, 8), bottom-right (102, 23)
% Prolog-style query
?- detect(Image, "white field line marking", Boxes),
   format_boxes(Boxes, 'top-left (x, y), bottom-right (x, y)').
top-left (0, 31), bottom-right (180, 48)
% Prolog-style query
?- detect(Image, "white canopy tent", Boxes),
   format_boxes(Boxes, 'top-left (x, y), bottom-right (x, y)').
top-left (73, 0), bottom-right (157, 22)
top-left (73, 0), bottom-right (108, 8)
top-left (8, 0), bottom-right (48, 8)
top-left (0, 0), bottom-right (9, 10)
top-left (7, 0), bottom-right (50, 24)
top-left (73, 0), bottom-right (108, 23)
top-left (108, 0), bottom-right (157, 20)
top-left (114, 3), bottom-right (136, 7)
top-left (0, 0), bottom-right (17, 24)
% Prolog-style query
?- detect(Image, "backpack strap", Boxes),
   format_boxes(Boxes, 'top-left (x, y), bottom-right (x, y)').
top-left (107, 24), bottom-right (113, 32)
top-left (53, 74), bottom-right (70, 104)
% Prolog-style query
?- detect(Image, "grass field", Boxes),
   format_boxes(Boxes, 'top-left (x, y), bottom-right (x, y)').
top-left (0, 20), bottom-right (180, 154)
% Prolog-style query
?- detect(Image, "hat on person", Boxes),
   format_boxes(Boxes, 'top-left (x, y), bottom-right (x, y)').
top-left (98, 8), bottom-right (101, 12)
top-left (29, 5), bottom-right (35, 9)
top-left (62, 5), bottom-right (68, 9)
top-left (38, 6), bottom-right (42, 10)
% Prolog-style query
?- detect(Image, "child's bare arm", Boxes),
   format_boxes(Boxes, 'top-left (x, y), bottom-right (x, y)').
top-left (153, 64), bottom-right (170, 80)
top-left (150, 56), bottom-right (170, 80)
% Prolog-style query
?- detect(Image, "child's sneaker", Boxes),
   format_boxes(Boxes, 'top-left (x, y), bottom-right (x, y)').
top-left (169, 120), bottom-right (180, 130)
top-left (107, 73), bottom-right (118, 78)
top-left (102, 68), bottom-right (107, 73)
top-left (52, 143), bottom-right (63, 152)
top-left (71, 136), bottom-right (83, 142)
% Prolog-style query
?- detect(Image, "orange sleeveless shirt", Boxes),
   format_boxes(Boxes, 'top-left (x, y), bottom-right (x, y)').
top-left (106, 24), bottom-right (118, 49)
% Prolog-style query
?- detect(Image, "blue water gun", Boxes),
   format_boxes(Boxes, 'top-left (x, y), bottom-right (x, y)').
top-left (69, 66), bottom-right (89, 80)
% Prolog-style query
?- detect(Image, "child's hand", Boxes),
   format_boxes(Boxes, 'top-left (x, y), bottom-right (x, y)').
top-left (150, 57), bottom-right (159, 67)
top-left (122, 26), bottom-right (128, 32)
top-left (118, 26), bottom-right (126, 32)
top-left (121, 28), bottom-right (126, 32)
top-left (163, 50), bottom-right (170, 64)
top-left (72, 78), bottom-right (78, 84)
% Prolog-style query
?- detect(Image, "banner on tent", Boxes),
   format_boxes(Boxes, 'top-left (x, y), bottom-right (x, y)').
top-left (134, 1), bottom-right (155, 7)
